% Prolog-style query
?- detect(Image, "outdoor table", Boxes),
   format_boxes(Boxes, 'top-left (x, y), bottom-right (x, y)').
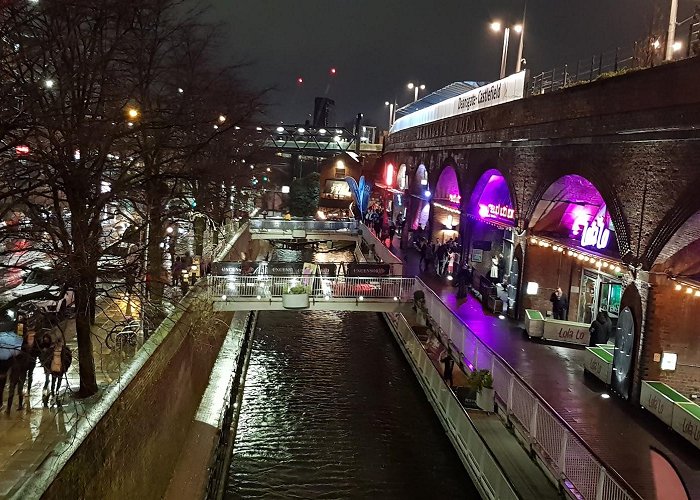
top-left (584, 347), bottom-right (613, 384)
top-left (542, 318), bottom-right (590, 345)
top-left (524, 309), bottom-right (544, 338)
top-left (640, 381), bottom-right (689, 427)
top-left (671, 402), bottom-right (700, 450)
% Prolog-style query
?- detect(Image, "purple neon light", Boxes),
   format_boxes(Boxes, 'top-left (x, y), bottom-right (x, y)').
top-left (473, 173), bottom-right (515, 225)
top-left (435, 166), bottom-right (460, 202)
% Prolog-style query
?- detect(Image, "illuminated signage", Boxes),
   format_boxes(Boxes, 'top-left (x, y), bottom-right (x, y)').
top-left (448, 194), bottom-right (461, 204)
top-left (385, 163), bottom-right (394, 186)
top-left (580, 217), bottom-right (610, 250)
top-left (478, 203), bottom-right (514, 221)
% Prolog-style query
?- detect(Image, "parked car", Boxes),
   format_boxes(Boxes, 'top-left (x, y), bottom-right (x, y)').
top-left (1, 268), bottom-right (74, 315)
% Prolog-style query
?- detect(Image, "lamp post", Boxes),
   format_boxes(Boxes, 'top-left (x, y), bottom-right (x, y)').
top-left (384, 101), bottom-right (396, 127)
top-left (491, 20), bottom-right (524, 78)
top-left (407, 82), bottom-right (426, 102)
top-left (665, 0), bottom-right (679, 61)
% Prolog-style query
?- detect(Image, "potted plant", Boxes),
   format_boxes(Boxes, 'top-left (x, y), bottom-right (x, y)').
top-left (475, 369), bottom-right (495, 412)
top-left (282, 284), bottom-right (310, 309)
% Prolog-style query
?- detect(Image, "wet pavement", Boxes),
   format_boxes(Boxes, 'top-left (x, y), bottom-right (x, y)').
top-left (393, 239), bottom-right (700, 500)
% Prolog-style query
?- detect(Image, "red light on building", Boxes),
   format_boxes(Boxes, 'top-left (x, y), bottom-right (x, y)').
top-left (296, 77), bottom-right (303, 85)
top-left (15, 145), bottom-right (29, 155)
top-left (330, 68), bottom-right (337, 75)
top-left (385, 163), bottom-right (394, 186)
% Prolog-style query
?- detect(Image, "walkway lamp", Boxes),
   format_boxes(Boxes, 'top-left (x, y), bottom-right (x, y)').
top-left (407, 82), bottom-right (426, 102)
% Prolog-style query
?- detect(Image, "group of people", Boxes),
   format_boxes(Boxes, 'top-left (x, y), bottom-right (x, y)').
top-left (364, 207), bottom-right (406, 247)
top-left (171, 251), bottom-right (212, 290)
top-left (414, 235), bottom-right (462, 277)
top-left (0, 329), bottom-right (72, 414)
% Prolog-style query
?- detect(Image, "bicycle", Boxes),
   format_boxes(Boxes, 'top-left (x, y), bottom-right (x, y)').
top-left (105, 318), bottom-right (139, 350)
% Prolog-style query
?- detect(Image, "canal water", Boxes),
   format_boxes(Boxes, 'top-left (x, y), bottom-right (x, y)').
top-left (225, 260), bottom-right (478, 497)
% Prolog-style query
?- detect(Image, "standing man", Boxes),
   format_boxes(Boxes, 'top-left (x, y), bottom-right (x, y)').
top-left (550, 287), bottom-right (568, 320)
top-left (441, 349), bottom-right (455, 387)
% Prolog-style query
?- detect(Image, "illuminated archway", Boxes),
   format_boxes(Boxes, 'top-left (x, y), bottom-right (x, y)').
top-left (431, 165), bottom-right (461, 243)
top-left (463, 169), bottom-right (518, 316)
top-left (523, 174), bottom-right (625, 326)
top-left (467, 169), bottom-right (516, 226)
top-left (409, 164), bottom-right (430, 229)
top-left (529, 175), bottom-right (620, 258)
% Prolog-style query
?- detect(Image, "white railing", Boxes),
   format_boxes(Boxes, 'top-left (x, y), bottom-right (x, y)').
top-left (249, 218), bottom-right (360, 233)
top-left (358, 222), bottom-right (404, 276)
top-left (210, 275), bottom-right (415, 301)
top-left (386, 312), bottom-right (519, 500)
top-left (413, 280), bottom-right (640, 500)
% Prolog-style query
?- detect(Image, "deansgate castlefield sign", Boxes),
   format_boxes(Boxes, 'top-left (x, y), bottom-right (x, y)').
top-left (389, 71), bottom-right (526, 134)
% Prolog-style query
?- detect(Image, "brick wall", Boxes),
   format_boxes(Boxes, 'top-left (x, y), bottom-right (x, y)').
top-left (42, 296), bottom-right (233, 500)
top-left (641, 275), bottom-right (700, 397)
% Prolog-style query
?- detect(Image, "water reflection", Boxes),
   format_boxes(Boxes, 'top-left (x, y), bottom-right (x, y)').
top-left (226, 310), bottom-right (477, 499)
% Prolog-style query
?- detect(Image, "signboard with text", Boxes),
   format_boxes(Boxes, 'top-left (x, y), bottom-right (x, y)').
top-left (268, 262), bottom-right (304, 276)
top-left (542, 319), bottom-right (590, 346)
top-left (211, 261), bottom-right (257, 276)
top-left (347, 263), bottom-right (391, 277)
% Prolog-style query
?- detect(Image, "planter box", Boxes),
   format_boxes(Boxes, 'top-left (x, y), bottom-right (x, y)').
top-left (542, 318), bottom-right (590, 345)
top-left (584, 347), bottom-right (613, 384)
top-left (282, 293), bottom-right (309, 309)
top-left (476, 388), bottom-right (495, 412)
top-left (640, 381), bottom-right (689, 427)
top-left (524, 309), bottom-right (544, 338)
top-left (671, 402), bottom-right (700, 450)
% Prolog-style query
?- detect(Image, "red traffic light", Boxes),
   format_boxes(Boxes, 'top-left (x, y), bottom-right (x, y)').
top-left (330, 68), bottom-right (337, 75)
top-left (296, 77), bottom-right (303, 85)
top-left (15, 145), bottom-right (29, 155)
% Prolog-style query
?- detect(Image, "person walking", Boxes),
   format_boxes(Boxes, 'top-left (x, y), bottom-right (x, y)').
top-left (388, 222), bottom-right (396, 246)
top-left (588, 311), bottom-right (607, 346)
top-left (172, 257), bottom-right (183, 286)
top-left (550, 287), bottom-right (568, 320)
top-left (441, 349), bottom-right (455, 387)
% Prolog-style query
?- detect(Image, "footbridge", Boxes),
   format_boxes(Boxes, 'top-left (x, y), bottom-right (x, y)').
top-left (248, 218), bottom-right (360, 242)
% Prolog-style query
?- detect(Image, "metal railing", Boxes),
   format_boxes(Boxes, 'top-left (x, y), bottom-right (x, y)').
top-left (249, 218), bottom-right (360, 233)
top-left (386, 312), bottom-right (519, 500)
top-left (358, 222), bottom-right (404, 275)
top-left (413, 280), bottom-right (641, 500)
top-left (210, 275), bottom-right (415, 301)
top-left (529, 28), bottom-right (699, 95)
top-left (204, 311), bottom-right (256, 500)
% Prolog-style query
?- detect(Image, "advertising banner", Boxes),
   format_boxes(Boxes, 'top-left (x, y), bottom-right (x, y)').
top-left (268, 262), bottom-right (304, 276)
top-left (390, 72), bottom-right (527, 134)
top-left (211, 261), bottom-right (258, 276)
top-left (347, 263), bottom-right (391, 277)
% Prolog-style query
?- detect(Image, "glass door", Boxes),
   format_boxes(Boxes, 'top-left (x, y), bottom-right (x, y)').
top-left (577, 270), bottom-right (599, 323)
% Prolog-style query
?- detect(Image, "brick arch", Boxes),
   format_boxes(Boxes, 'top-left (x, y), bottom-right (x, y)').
top-left (643, 182), bottom-right (700, 270)
top-left (463, 165), bottom-right (519, 220)
top-left (433, 158), bottom-right (465, 203)
top-left (524, 171), bottom-right (633, 263)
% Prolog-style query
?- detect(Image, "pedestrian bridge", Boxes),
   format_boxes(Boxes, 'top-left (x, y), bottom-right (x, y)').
top-left (248, 218), bottom-right (360, 242)
top-left (210, 275), bottom-right (414, 312)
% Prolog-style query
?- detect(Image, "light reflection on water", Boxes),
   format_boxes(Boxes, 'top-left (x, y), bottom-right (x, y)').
top-left (225, 310), bottom-right (477, 499)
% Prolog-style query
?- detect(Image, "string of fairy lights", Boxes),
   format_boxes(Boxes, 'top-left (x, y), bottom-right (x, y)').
top-left (528, 236), bottom-right (623, 274)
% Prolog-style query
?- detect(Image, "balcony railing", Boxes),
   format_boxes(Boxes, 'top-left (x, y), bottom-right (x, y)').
top-left (249, 218), bottom-right (360, 233)
top-left (210, 275), bottom-right (415, 301)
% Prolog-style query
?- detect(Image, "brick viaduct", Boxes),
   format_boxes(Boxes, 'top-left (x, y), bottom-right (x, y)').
top-left (381, 55), bottom-right (700, 402)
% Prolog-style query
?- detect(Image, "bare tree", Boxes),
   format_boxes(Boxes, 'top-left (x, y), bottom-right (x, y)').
top-left (0, 0), bottom-right (265, 396)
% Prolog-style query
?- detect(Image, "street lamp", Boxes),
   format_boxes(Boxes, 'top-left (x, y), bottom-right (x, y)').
top-left (385, 100), bottom-right (396, 127)
top-left (127, 107), bottom-right (139, 119)
top-left (490, 14), bottom-right (525, 78)
top-left (407, 82), bottom-right (426, 102)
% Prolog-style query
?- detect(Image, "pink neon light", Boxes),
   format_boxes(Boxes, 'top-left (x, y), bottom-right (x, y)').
top-left (478, 204), bottom-right (489, 218)
top-left (385, 163), bottom-right (394, 186)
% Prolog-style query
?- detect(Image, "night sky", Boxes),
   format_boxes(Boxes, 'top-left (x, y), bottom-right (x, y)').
top-left (209, 0), bottom-right (692, 127)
